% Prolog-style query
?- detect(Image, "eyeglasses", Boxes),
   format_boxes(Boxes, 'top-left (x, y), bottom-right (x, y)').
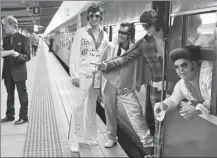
top-left (118, 30), bottom-right (129, 35)
top-left (142, 23), bottom-right (151, 30)
top-left (89, 14), bottom-right (101, 19)
top-left (174, 62), bottom-right (190, 70)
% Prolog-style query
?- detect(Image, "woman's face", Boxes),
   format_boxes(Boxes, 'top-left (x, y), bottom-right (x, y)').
top-left (142, 23), bottom-right (156, 36)
top-left (88, 11), bottom-right (101, 27)
top-left (174, 59), bottom-right (196, 81)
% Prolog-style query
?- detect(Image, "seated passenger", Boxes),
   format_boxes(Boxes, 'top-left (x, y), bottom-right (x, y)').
top-left (170, 15), bottom-right (210, 50)
top-left (154, 45), bottom-right (213, 120)
top-left (187, 15), bottom-right (210, 47)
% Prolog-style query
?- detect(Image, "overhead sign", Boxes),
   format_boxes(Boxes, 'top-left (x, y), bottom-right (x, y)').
top-left (33, 7), bottom-right (40, 15)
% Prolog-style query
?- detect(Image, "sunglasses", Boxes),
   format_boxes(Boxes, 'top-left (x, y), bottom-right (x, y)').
top-left (118, 30), bottom-right (129, 35)
top-left (142, 23), bottom-right (151, 30)
top-left (89, 14), bottom-right (101, 19)
top-left (174, 62), bottom-right (190, 70)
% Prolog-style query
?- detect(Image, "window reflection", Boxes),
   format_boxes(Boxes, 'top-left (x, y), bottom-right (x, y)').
top-left (112, 25), bottom-right (118, 41)
top-left (186, 13), bottom-right (216, 48)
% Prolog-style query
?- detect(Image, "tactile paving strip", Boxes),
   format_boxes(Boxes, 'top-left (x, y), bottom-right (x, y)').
top-left (23, 48), bottom-right (74, 157)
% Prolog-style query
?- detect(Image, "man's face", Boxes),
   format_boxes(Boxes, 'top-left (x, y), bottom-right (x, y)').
top-left (174, 59), bottom-right (196, 81)
top-left (118, 26), bottom-right (130, 44)
top-left (88, 11), bottom-right (101, 27)
top-left (3, 20), bottom-right (14, 34)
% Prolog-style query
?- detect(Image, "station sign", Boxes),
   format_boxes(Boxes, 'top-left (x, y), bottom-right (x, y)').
top-left (33, 7), bottom-right (40, 15)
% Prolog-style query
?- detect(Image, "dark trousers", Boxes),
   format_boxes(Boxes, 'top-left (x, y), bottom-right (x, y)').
top-left (4, 70), bottom-right (28, 120)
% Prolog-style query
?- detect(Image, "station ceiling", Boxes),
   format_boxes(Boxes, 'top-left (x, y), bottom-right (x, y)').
top-left (1, 1), bottom-right (62, 33)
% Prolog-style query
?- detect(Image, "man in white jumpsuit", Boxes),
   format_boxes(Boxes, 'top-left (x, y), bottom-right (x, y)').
top-left (69, 4), bottom-right (108, 152)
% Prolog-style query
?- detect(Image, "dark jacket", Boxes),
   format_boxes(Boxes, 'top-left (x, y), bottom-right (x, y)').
top-left (2, 32), bottom-right (31, 81)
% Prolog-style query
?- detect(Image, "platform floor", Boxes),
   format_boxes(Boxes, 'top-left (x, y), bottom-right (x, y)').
top-left (1, 40), bottom-right (127, 157)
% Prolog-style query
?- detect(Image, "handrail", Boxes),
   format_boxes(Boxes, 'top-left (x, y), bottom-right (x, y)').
top-left (170, 6), bottom-right (217, 17)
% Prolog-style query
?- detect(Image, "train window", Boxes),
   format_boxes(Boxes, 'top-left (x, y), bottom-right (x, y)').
top-left (103, 26), bottom-right (110, 41)
top-left (185, 13), bottom-right (217, 115)
top-left (185, 12), bottom-right (216, 48)
top-left (167, 12), bottom-right (217, 116)
top-left (112, 25), bottom-right (118, 41)
top-left (135, 23), bottom-right (146, 42)
top-left (103, 26), bottom-right (109, 34)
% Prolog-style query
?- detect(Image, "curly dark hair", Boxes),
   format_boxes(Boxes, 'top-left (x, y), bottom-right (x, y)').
top-left (139, 9), bottom-right (164, 32)
top-left (169, 45), bottom-right (201, 63)
top-left (87, 3), bottom-right (105, 21)
top-left (188, 15), bottom-right (202, 28)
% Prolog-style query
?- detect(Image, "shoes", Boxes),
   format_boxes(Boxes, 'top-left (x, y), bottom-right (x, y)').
top-left (144, 147), bottom-right (154, 158)
top-left (1, 116), bottom-right (15, 122)
top-left (14, 118), bottom-right (28, 125)
top-left (104, 140), bottom-right (117, 148)
top-left (80, 138), bottom-right (98, 146)
top-left (70, 142), bottom-right (79, 152)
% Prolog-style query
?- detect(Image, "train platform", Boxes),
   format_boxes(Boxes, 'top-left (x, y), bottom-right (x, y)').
top-left (1, 40), bottom-right (128, 157)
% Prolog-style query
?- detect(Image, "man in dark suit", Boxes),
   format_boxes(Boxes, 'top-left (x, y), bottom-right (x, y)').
top-left (1, 15), bottom-right (30, 125)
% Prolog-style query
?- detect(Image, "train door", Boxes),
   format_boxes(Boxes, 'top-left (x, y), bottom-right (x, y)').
top-left (162, 1), bottom-right (217, 157)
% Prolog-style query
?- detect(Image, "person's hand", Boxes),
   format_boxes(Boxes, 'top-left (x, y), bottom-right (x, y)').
top-left (154, 102), bottom-right (168, 121)
top-left (179, 105), bottom-right (202, 120)
top-left (11, 50), bottom-right (19, 57)
top-left (72, 78), bottom-right (80, 87)
top-left (154, 102), bottom-right (168, 115)
top-left (90, 62), bottom-right (107, 71)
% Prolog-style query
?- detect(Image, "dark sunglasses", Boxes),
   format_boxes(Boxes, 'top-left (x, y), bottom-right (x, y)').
top-left (89, 14), bottom-right (101, 19)
top-left (142, 23), bottom-right (151, 30)
top-left (174, 62), bottom-right (190, 70)
top-left (118, 30), bottom-right (129, 35)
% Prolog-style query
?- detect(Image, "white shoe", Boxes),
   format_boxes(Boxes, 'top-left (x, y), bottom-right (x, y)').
top-left (80, 138), bottom-right (98, 146)
top-left (70, 142), bottom-right (79, 152)
top-left (104, 140), bottom-right (117, 148)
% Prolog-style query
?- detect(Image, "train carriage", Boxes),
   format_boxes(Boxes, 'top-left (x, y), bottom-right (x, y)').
top-left (47, 1), bottom-right (217, 157)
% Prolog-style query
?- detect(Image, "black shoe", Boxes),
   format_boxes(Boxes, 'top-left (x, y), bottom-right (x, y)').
top-left (14, 118), bottom-right (28, 125)
top-left (1, 116), bottom-right (15, 122)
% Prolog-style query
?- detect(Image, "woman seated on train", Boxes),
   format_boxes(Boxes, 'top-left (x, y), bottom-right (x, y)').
top-left (154, 45), bottom-right (213, 120)
top-left (170, 15), bottom-right (211, 51)
top-left (187, 15), bottom-right (210, 47)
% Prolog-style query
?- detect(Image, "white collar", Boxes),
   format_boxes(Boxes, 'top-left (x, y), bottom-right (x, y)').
top-left (85, 23), bottom-right (103, 32)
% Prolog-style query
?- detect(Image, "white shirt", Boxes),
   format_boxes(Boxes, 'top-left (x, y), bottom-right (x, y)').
top-left (163, 61), bottom-right (213, 115)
